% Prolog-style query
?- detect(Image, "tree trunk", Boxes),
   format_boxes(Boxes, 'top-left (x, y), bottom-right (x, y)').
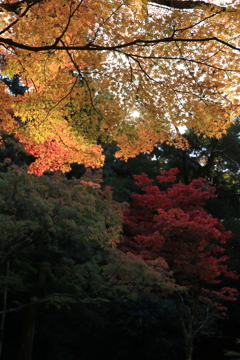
top-left (174, 294), bottom-right (195, 360)
top-left (18, 304), bottom-right (36, 360)
top-left (0, 261), bottom-right (10, 359)
top-left (186, 335), bottom-right (194, 360)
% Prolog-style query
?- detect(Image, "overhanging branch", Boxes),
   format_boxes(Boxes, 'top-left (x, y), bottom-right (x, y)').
top-left (0, 0), bottom-right (227, 13)
top-left (149, 0), bottom-right (226, 11)
top-left (0, 35), bottom-right (239, 53)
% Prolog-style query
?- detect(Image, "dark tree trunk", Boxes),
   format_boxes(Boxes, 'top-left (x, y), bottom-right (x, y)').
top-left (175, 289), bottom-right (209, 360)
top-left (186, 335), bottom-right (194, 360)
top-left (18, 304), bottom-right (36, 360)
top-left (0, 261), bottom-right (10, 359)
top-left (175, 293), bottom-right (196, 360)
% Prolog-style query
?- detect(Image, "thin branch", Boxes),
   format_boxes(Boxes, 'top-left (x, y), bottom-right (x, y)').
top-left (126, 56), bottom-right (134, 83)
top-left (126, 54), bottom-right (153, 82)
top-left (43, 75), bottom-right (79, 121)
top-left (62, 40), bottom-right (105, 122)
top-left (193, 305), bottom-right (210, 337)
top-left (122, 51), bottom-right (238, 72)
top-left (91, 3), bottom-right (124, 42)
top-left (0, 0), bottom-right (40, 36)
top-left (174, 9), bottom-right (225, 33)
top-left (52, 0), bottom-right (85, 47)
top-left (120, 51), bottom-right (233, 109)
top-left (215, 149), bottom-right (240, 168)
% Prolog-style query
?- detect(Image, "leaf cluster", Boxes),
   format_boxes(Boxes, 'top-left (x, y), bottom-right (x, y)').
top-left (123, 168), bottom-right (238, 311)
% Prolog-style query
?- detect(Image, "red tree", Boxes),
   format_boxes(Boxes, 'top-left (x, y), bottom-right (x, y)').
top-left (122, 168), bottom-right (238, 360)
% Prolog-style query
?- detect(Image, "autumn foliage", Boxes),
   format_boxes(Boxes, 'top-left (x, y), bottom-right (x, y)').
top-left (122, 168), bottom-right (238, 310)
top-left (0, 0), bottom-right (239, 173)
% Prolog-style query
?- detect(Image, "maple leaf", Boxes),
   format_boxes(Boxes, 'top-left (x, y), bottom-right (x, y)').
top-left (122, 168), bottom-right (238, 360)
top-left (0, 0), bottom-right (239, 173)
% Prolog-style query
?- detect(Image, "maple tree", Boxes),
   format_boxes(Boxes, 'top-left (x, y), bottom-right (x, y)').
top-left (122, 168), bottom-right (238, 360)
top-left (0, 0), bottom-right (239, 174)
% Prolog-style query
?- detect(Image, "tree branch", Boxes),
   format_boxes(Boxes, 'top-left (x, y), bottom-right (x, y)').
top-left (0, 0), bottom-right (227, 14)
top-left (149, 0), bottom-right (226, 11)
top-left (0, 0), bottom-right (41, 14)
top-left (0, 34), bottom-right (239, 53)
top-left (194, 305), bottom-right (210, 337)
top-left (175, 292), bottom-right (189, 340)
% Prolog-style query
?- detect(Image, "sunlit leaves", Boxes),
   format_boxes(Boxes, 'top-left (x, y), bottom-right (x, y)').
top-left (0, 0), bottom-right (240, 172)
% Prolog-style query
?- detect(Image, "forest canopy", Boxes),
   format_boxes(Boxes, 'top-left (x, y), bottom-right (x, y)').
top-left (0, 0), bottom-right (239, 174)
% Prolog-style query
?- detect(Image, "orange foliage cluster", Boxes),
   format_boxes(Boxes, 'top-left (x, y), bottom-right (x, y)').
top-left (0, 0), bottom-right (239, 173)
